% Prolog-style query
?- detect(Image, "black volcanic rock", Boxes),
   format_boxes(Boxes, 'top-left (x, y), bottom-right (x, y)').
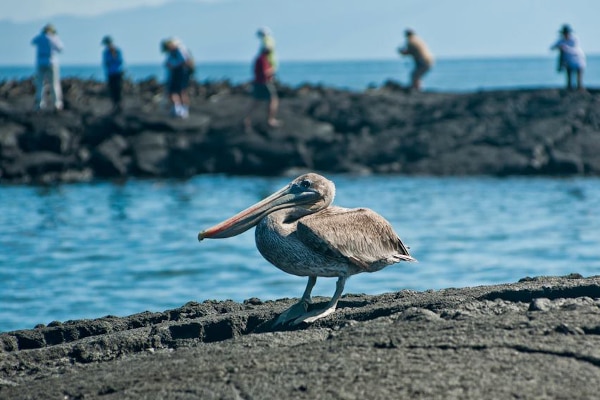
top-left (1, 78), bottom-right (600, 183)
top-left (1, 275), bottom-right (600, 399)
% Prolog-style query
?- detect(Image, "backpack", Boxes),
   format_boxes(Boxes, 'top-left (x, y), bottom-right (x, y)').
top-left (185, 51), bottom-right (195, 74)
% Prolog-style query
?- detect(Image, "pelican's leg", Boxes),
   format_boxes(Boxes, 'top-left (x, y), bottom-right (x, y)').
top-left (292, 275), bottom-right (347, 325)
top-left (273, 276), bottom-right (317, 326)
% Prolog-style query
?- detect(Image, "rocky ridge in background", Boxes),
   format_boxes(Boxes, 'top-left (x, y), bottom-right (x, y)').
top-left (1, 78), bottom-right (600, 184)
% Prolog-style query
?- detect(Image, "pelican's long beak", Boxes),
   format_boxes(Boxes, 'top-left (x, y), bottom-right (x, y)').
top-left (198, 183), bottom-right (320, 241)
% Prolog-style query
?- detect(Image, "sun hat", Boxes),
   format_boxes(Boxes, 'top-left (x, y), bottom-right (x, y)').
top-left (161, 37), bottom-right (181, 52)
top-left (43, 24), bottom-right (56, 34)
top-left (560, 24), bottom-right (573, 34)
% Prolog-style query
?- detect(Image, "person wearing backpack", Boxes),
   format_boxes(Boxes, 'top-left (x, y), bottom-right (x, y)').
top-left (161, 37), bottom-right (193, 118)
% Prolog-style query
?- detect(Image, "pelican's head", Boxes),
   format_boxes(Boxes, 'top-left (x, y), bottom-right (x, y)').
top-left (289, 173), bottom-right (335, 213)
top-left (198, 173), bottom-right (335, 240)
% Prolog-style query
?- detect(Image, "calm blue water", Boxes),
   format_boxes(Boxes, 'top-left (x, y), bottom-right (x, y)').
top-left (2, 57), bottom-right (600, 332)
top-left (1, 175), bottom-right (599, 332)
top-left (2, 55), bottom-right (600, 91)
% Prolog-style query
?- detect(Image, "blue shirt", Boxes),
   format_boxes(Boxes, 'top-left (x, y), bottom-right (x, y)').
top-left (31, 33), bottom-right (63, 67)
top-left (552, 35), bottom-right (586, 70)
top-left (103, 47), bottom-right (124, 76)
top-left (165, 46), bottom-right (190, 69)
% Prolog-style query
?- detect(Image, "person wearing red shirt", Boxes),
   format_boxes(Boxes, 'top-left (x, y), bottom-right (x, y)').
top-left (244, 47), bottom-right (281, 130)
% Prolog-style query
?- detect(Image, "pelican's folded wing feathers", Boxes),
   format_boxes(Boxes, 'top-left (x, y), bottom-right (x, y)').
top-left (297, 207), bottom-right (414, 270)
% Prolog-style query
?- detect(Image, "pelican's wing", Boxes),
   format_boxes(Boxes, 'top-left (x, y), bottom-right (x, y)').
top-left (297, 206), bottom-right (415, 269)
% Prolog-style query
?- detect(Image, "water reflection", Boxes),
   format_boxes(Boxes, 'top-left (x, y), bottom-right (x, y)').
top-left (36, 185), bottom-right (68, 229)
top-left (108, 183), bottom-right (130, 221)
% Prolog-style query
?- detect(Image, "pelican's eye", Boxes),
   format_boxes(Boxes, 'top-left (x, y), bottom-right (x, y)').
top-left (300, 179), bottom-right (312, 189)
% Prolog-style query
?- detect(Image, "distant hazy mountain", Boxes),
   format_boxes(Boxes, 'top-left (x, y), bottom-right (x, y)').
top-left (0, 0), bottom-right (269, 65)
top-left (0, 0), bottom-right (417, 66)
top-left (3, 0), bottom-right (588, 67)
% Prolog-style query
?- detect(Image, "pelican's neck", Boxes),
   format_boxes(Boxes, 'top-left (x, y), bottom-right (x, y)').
top-left (257, 208), bottom-right (305, 237)
top-left (265, 208), bottom-right (295, 226)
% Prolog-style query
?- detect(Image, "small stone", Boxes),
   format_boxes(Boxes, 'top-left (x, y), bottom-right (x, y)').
top-left (243, 297), bottom-right (263, 305)
top-left (555, 323), bottom-right (584, 335)
top-left (518, 276), bottom-right (535, 282)
top-left (400, 307), bottom-right (441, 321)
top-left (528, 298), bottom-right (552, 312)
top-left (565, 273), bottom-right (584, 280)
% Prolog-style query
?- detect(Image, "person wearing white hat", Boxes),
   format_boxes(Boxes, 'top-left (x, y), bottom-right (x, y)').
top-left (31, 24), bottom-right (64, 111)
top-left (244, 32), bottom-right (281, 130)
top-left (257, 27), bottom-right (278, 73)
top-left (161, 37), bottom-right (194, 118)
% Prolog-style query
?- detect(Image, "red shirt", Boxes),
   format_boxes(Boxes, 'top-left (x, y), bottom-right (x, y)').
top-left (254, 52), bottom-right (272, 84)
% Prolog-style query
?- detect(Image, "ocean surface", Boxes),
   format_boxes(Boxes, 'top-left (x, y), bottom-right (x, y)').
top-left (2, 57), bottom-right (600, 333)
top-left (1, 55), bottom-right (600, 92)
top-left (1, 175), bottom-right (599, 333)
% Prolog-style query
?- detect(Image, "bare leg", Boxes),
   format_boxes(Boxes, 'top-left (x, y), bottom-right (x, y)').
top-left (181, 90), bottom-right (189, 107)
top-left (170, 93), bottom-right (181, 115)
top-left (244, 100), bottom-right (260, 131)
top-left (180, 90), bottom-right (190, 117)
top-left (267, 97), bottom-right (281, 127)
top-left (292, 275), bottom-right (347, 325)
top-left (410, 68), bottom-right (420, 91)
top-left (273, 276), bottom-right (317, 326)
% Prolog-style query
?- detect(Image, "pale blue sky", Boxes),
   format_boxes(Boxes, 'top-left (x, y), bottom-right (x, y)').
top-left (1, 0), bottom-right (599, 65)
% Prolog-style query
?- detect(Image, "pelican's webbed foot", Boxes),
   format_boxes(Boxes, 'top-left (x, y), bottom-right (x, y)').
top-left (273, 299), bottom-right (310, 326)
top-left (274, 276), bottom-right (347, 327)
top-left (291, 304), bottom-right (338, 325)
top-left (273, 276), bottom-right (317, 327)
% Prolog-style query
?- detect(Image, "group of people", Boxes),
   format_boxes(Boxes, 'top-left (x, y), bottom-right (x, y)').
top-left (399, 24), bottom-right (587, 92)
top-left (30, 23), bottom-right (588, 119)
top-left (30, 23), bottom-right (279, 126)
top-left (30, 24), bottom-right (125, 113)
top-left (158, 27), bottom-right (281, 125)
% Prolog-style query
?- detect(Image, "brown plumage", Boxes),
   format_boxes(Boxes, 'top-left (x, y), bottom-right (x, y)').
top-left (199, 173), bottom-right (416, 325)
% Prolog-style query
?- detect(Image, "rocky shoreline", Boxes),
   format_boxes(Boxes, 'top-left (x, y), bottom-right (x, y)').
top-left (1, 78), bottom-right (600, 184)
top-left (1, 274), bottom-right (600, 399)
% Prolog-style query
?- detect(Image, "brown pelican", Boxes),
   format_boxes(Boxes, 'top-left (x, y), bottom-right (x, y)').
top-left (198, 173), bottom-right (416, 325)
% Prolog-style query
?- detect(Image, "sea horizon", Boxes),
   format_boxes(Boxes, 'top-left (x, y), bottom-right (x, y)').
top-left (2, 55), bottom-right (599, 92)
top-left (2, 52), bottom-right (599, 66)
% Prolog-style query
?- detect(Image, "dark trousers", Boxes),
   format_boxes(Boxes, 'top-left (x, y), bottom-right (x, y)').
top-left (107, 72), bottom-right (123, 106)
